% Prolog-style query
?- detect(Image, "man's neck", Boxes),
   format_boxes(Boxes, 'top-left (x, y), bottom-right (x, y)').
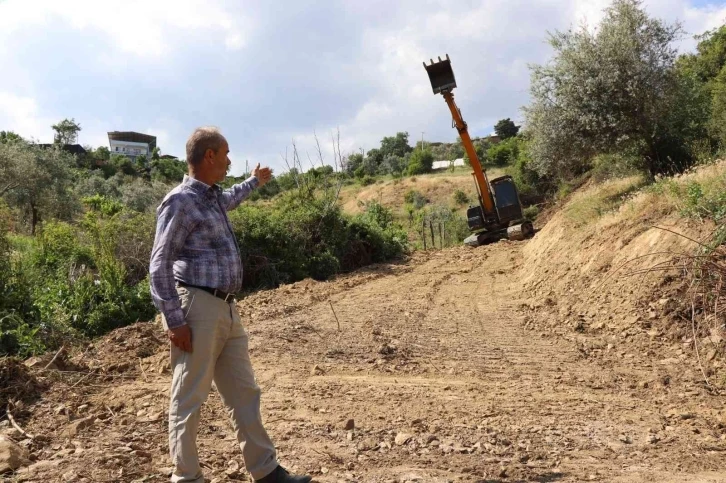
top-left (188, 170), bottom-right (217, 187)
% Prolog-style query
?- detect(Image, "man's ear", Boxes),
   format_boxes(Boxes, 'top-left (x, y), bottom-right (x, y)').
top-left (204, 148), bottom-right (215, 163)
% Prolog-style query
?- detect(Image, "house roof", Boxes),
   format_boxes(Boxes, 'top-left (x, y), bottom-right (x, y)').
top-left (107, 131), bottom-right (157, 149)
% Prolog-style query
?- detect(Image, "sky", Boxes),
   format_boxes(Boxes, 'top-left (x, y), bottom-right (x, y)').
top-left (1, 0), bottom-right (725, 176)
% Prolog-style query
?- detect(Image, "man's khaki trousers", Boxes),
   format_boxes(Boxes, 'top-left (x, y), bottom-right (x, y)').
top-left (162, 286), bottom-right (278, 482)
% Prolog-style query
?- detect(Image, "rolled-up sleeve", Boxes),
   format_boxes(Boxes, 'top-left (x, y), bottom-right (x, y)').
top-left (149, 196), bottom-right (193, 329)
top-left (221, 175), bottom-right (258, 211)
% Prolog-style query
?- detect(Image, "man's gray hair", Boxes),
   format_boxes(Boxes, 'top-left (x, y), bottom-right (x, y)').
top-left (186, 126), bottom-right (226, 166)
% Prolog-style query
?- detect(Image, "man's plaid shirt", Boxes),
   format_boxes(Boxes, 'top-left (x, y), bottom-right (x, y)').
top-left (149, 174), bottom-right (258, 329)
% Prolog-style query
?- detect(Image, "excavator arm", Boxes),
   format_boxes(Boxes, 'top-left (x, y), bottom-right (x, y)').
top-left (441, 91), bottom-right (495, 217)
top-left (424, 55), bottom-right (495, 218)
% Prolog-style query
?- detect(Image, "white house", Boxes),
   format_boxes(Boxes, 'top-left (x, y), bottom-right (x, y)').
top-left (432, 158), bottom-right (465, 170)
top-left (108, 131), bottom-right (157, 162)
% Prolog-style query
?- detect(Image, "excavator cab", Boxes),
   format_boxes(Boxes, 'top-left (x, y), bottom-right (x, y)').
top-left (490, 176), bottom-right (524, 224)
top-left (424, 55), bottom-right (457, 94)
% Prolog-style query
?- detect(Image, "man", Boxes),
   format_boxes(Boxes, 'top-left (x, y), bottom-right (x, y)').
top-left (149, 127), bottom-right (312, 483)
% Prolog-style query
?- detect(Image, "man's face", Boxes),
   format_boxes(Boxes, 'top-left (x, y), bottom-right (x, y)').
top-left (209, 140), bottom-right (231, 183)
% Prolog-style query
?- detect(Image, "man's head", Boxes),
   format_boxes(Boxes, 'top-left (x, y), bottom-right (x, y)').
top-left (185, 126), bottom-right (230, 184)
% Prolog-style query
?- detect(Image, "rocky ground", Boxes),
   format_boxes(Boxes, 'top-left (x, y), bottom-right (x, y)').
top-left (2, 239), bottom-right (726, 482)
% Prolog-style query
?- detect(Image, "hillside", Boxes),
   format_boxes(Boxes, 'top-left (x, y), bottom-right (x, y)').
top-left (338, 167), bottom-right (507, 216)
top-left (4, 163), bottom-right (726, 482)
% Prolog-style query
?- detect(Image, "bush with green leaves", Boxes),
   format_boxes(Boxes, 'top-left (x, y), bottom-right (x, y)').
top-left (407, 149), bottom-right (434, 175)
top-left (487, 137), bottom-right (520, 167)
top-left (452, 189), bottom-right (469, 205)
top-left (229, 191), bottom-right (407, 289)
top-left (404, 189), bottom-right (427, 209)
top-left (360, 175), bottom-right (376, 186)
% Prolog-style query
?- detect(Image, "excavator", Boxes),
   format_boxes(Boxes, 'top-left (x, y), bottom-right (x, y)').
top-left (424, 54), bottom-right (534, 246)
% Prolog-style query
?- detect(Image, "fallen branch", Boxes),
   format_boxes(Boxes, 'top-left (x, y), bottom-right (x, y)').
top-left (329, 301), bottom-right (341, 332)
top-left (6, 404), bottom-right (34, 439)
top-left (43, 345), bottom-right (65, 370)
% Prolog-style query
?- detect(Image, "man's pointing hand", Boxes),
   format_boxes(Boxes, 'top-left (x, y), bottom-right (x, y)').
top-left (253, 163), bottom-right (272, 187)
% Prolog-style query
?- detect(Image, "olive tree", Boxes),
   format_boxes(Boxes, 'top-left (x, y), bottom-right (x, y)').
top-left (525, 0), bottom-right (691, 179)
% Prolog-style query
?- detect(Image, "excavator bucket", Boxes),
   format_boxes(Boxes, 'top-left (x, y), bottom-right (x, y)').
top-left (424, 55), bottom-right (457, 95)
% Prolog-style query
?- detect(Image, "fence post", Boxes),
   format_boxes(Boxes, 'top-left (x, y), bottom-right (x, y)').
top-left (429, 220), bottom-right (435, 248)
top-left (422, 217), bottom-right (427, 250)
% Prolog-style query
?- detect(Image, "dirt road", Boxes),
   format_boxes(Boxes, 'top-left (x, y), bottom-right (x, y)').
top-left (9, 243), bottom-right (726, 482)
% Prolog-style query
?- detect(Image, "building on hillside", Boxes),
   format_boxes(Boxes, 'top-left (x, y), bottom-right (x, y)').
top-left (481, 134), bottom-right (501, 144)
top-left (108, 131), bottom-right (156, 162)
top-left (432, 158), bottom-right (465, 170)
top-left (159, 154), bottom-right (178, 160)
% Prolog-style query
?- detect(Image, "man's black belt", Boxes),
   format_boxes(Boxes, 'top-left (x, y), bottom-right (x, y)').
top-left (177, 281), bottom-right (236, 303)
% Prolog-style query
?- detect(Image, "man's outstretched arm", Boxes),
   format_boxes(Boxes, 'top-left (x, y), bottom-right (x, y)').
top-left (222, 163), bottom-right (272, 211)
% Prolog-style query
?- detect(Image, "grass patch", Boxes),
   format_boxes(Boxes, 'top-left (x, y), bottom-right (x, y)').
top-left (563, 176), bottom-right (647, 226)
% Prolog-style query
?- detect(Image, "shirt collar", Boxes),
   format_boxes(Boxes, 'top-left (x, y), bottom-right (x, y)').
top-left (182, 175), bottom-right (221, 195)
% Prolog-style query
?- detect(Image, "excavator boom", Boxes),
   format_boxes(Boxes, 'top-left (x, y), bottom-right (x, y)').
top-left (424, 56), bottom-right (494, 217)
top-left (441, 91), bottom-right (495, 216)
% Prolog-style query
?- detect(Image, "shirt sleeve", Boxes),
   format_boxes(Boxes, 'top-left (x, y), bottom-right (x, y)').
top-left (220, 175), bottom-right (259, 211)
top-left (149, 196), bottom-right (194, 329)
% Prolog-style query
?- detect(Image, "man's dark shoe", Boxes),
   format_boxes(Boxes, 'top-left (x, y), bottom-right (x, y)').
top-left (255, 465), bottom-right (312, 483)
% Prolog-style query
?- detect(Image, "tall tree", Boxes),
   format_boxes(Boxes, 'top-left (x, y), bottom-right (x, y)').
top-left (0, 143), bottom-right (76, 233)
top-left (379, 132), bottom-right (413, 158)
top-left (525, 0), bottom-right (690, 178)
top-left (494, 119), bottom-right (519, 139)
top-left (0, 131), bottom-right (23, 144)
top-left (51, 118), bottom-right (82, 144)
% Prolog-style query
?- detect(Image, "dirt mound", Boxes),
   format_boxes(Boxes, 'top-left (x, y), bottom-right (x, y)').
top-left (0, 358), bottom-right (47, 418)
top-left (520, 168), bottom-right (726, 391)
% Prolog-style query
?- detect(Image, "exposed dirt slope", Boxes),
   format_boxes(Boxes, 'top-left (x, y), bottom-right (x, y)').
top-left (4, 168), bottom-right (726, 483)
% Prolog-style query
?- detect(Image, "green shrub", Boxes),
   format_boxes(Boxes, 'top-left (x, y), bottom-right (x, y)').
top-left (407, 150), bottom-right (434, 175)
top-left (404, 189), bottom-right (427, 209)
top-left (229, 191), bottom-right (408, 289)
top-left (487, 138), bottom-right (519, 167)
top-left (523, 205), bottom-right (540, 221)
top-left (452, 189), bottom-right (469, 205)
top-left (360, 175), bottom-right (376, 186)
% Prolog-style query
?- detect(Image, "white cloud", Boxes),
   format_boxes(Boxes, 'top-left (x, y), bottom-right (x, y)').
top-left (0, 0), bottom-right (250, 58)
top-left (0, 92), bottom-right (54, 142)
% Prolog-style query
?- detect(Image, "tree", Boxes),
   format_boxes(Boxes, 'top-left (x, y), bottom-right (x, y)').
top-left (0, 143), bottom-right (76, 233)
top-left (494, 119), bottom-right (519, 139)
top-left (51, 118), bottom-right (82, 145)
top-left (487, 137), bottom-right (520, 167)
top-left (109, 154), bottom-right (136, 176)
top-left (0, 131), bottom-right (23, 144)
top-left (95, 146), bottom-right (111, 161)
top-left (379, 155), bottom-right (406, 176)
top-left (150, 157), bottom-right (186, 183)
top-left (406, 149), bottom-right (434, 175)
top-left (677, 25), bottom-right (726, 148)
top-left (525, 0), bottom-right (690, 179)
top-left (344, 152), bottom-right (363, 175)
top-left (379, 132), bottom-right (413, 158)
